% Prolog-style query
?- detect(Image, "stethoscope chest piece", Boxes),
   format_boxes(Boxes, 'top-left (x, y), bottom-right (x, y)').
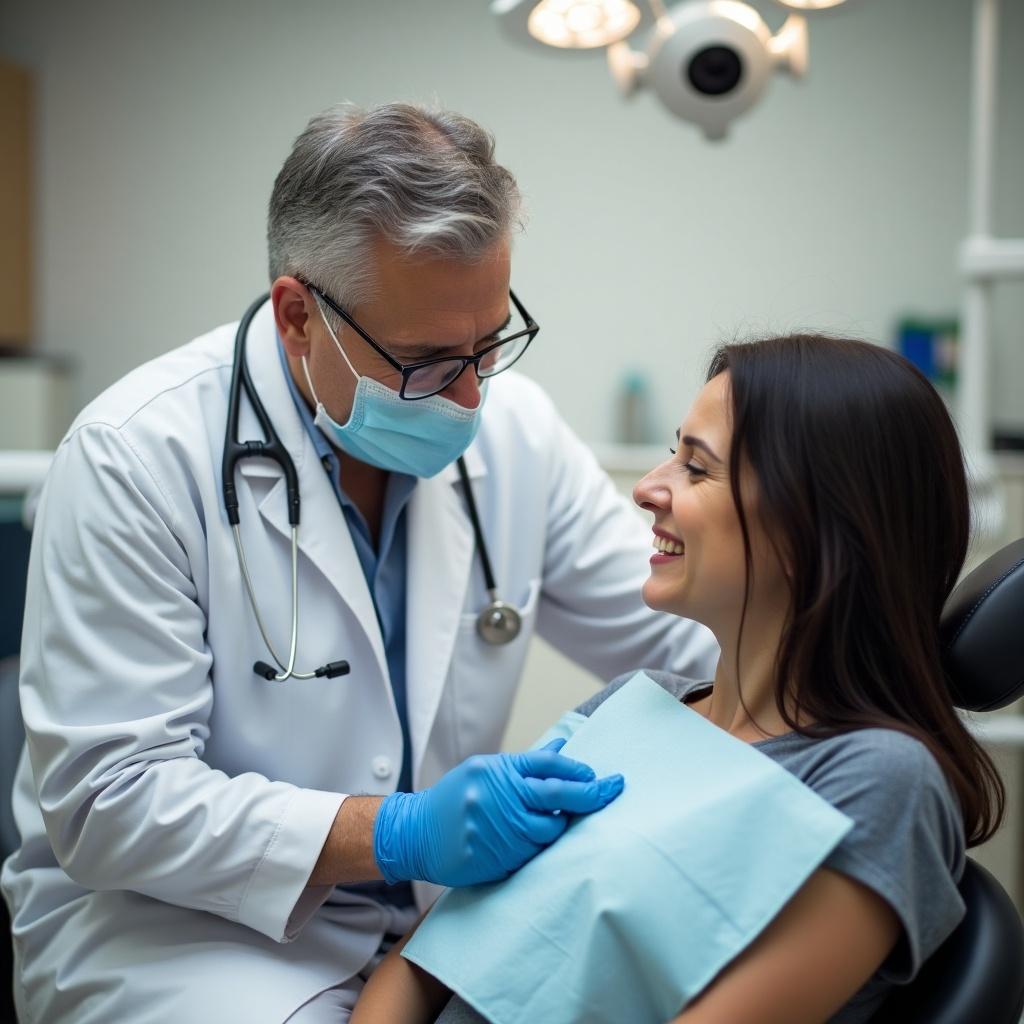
top-left (456, 455), bottom-right (524, 646)
top-left (477, 597), bottom-right (522, 645)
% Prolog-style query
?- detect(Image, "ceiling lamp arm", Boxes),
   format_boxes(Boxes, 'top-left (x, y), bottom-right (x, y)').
top-left (768, 13), bottom-right (808, 77)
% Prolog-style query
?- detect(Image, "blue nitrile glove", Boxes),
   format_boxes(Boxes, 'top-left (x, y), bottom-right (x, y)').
top-left (373, 738), bottom-right (625, 887)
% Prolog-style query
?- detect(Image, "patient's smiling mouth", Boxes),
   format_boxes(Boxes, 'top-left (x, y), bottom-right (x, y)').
top-left (651, 527), bottom-right (684, 563)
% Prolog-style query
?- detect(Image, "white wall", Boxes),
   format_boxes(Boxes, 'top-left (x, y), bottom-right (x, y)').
top-left (0, 0), bottom-right (1021, 445)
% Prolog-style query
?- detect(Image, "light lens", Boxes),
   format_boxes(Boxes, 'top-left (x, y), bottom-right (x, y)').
top-left (527, 0), bottom-right (642, 49)
top-left (775, 0), bottom-right (849, 9)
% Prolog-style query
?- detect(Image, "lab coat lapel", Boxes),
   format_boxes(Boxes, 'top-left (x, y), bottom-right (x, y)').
top-left (406, 447), bottom-right (485, 777)
top-left (237, 303), bottom-right (387, 678)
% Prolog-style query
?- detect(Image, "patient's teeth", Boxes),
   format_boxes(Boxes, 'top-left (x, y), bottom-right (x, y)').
top-left (652, 536), bottom-right (685, 555)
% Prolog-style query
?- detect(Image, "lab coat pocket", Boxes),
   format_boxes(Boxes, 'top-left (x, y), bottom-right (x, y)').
top-left (449, 577), bottom-right (541, 760)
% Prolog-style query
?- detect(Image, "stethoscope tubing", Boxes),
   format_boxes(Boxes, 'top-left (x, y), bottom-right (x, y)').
top-left (222, 292), bottom-right (301, 529)
top-left (232, 524), bottom-right (310, 680)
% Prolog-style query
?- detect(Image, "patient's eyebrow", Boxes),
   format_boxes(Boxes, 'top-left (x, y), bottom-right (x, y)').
top-left (678, 431), bottom-right (722, 463)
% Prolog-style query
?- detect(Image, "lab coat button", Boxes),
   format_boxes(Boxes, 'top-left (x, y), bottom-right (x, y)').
top-left (372, 756), bottom-right (393, 779)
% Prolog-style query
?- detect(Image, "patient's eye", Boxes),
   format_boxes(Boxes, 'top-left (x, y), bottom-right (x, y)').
top-left (669, 440), bottom-right (707, 478)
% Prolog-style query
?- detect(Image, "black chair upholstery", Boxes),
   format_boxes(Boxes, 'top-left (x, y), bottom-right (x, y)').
top-left (872, 538), bottom-right (1024, 1023)
top-left (941, 538), bottom-right (1024, 713)
top-left (874, 859), bottom-right (1024, 1023)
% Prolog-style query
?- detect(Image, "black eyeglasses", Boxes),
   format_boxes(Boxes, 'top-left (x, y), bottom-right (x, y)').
top-left (306, 283), bottom-right (540, 401)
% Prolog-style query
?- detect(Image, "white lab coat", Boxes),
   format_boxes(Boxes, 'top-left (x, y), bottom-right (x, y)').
top-left (1, 299), bottom-right (717, 1023)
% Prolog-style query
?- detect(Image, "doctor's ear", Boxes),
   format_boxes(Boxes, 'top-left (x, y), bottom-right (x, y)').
top-left (272, 277), bottom-right (317, 358)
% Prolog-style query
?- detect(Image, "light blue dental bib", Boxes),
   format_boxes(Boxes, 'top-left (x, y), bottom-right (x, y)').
top-left (404, 672), bottom-right (853, 1024)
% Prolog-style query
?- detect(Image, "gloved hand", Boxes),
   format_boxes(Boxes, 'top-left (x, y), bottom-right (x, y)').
top-left (373, 738), bottom-right (624, 887)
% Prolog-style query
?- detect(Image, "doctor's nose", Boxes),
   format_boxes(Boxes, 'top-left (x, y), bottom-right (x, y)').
top-left (443, 368), bottom-right (482, 410)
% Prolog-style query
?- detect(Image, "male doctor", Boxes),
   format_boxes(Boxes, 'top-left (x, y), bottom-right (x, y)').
top-left (2, 102), bottom-right (716, 1023)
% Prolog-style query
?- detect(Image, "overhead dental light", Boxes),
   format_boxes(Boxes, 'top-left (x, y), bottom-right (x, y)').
top-left (609, 1), bottom-right (807, 139)
top-left (492, 0), bottom-right (831, 139)
top-left (492, 0), bottom-right (649, 50)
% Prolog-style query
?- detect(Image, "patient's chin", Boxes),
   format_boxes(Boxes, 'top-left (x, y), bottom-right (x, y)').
top-left (648, 592), bottom-right (725, 644)
top-left (640, 578), bottom-right (667, 612)
top-left (642, 578), bottom-right (696, 621)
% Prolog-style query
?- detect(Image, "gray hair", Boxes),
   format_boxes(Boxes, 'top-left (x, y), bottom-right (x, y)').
top-left (267, 102), bottom-right (523, 310)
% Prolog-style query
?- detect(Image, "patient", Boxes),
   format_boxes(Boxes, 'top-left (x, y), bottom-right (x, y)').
top-left (352, 334), bottom-right (1005, 1024)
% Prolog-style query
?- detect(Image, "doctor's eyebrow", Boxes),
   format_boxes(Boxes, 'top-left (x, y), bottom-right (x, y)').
top-left (391, 313), bottom-right (513, 360)
top-left (677, 431), bottom-right (723, 463)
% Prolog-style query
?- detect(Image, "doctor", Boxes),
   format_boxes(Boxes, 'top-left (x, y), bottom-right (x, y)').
top-left (2, 102), bottom-right (716, 1023)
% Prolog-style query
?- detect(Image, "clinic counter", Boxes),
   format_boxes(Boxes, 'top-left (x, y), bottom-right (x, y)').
top-left (0, 450), bottom-right (52, 494)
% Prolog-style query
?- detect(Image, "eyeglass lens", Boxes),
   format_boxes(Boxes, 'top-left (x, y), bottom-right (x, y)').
top-left (403, 314), bottom-right (532, 399)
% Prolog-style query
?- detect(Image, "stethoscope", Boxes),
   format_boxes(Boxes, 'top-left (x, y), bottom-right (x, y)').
top-left (221, 293), bottom-right (523, 683)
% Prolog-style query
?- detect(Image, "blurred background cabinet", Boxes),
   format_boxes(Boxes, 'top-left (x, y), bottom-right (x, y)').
top-left (0, 59), bottom-right (32, 349)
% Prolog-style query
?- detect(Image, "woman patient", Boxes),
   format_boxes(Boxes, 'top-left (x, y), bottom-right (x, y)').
top-left (352, 333), bottom-right (1005, 1024)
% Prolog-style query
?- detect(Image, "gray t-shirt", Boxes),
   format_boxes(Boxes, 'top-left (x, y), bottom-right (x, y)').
top-left (434, 671), bottom-right (966, 1024)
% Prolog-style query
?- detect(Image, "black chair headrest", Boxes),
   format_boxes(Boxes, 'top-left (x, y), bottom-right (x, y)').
top-left (940, 538), bottom-right (1024, 713)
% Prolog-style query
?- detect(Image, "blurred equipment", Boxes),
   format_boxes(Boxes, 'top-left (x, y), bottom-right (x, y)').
top-left (897, 317), bottom-right (959, 401)
top-left (492, 0), bottom-right (852, 138)
top-left (616, 369), bottom-right (655, 444)
top-left (957, 0), bottom-right (1024, 462)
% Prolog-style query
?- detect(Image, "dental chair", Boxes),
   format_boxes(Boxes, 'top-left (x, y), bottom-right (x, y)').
top-left (1, 541), bottom-right (1023, 1022)
top-left (873, 538), bottom-right (1024, 1023)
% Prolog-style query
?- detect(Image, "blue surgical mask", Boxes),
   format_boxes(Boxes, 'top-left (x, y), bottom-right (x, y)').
top-left (302, 297), bottom-right (485, 478)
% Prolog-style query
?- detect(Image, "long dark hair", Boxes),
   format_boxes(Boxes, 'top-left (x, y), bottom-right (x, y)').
top-left (707, 333), bottom-right (1004, 847)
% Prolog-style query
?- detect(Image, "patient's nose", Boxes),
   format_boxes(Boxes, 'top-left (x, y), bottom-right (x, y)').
top-left (634, 469), bottom-right (670, 513)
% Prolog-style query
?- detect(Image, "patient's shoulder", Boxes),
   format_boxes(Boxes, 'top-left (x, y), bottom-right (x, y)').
top-left (764, 727), bottom-right (963, 848)
top-left (574, 670), bottom-right (710, 718)
top-left (767, 726), bottom-right (957, 815)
